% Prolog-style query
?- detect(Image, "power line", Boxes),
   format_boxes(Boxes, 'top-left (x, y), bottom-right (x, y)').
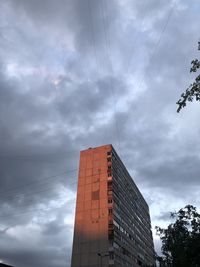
top-left (134, 1), bottom-right (176, 94)
top-left (150, 1), bottom-right (176, 63)
top-left (0, 170), bottom-right (110, 204)
top-left (125, 0), bottom-right (148, 75)
top-left (87, 0), bottom-right (100, 75)
top-left (0, 186), bottom-right (77, 217)
top-left (87, 0), bottom-right (115, 146)
top-left (0, 177), bottom-right (78, 203)
top-left (100, 0), bottom-right (121, 153)
top-left (0, 168), bottom-right (78, 196)
top-left (0, 170), bottom-right (117, 220)
top-left (0, 150), bottom-right (79, 161)
top-left (0, 181), bottom-right (78, 220)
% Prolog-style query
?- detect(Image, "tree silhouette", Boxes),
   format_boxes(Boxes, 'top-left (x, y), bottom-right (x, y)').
top-left (177, 42), bottom-right (200, 112)
top-left (156, 205), bottom-right (200, 267)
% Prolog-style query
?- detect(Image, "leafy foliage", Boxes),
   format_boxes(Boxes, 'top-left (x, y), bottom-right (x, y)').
top-left (176, 42), bottom-right (200, 112)
top-left (156, 205), bottom-right (200, 267)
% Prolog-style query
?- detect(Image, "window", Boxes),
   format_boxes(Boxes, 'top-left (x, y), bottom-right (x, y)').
top-left (109, 252), bottom-right (114, 260)
top-left (108, 198), bottom-right (113, 203)
top-left (109, 239), bottom-right (113, 246)
top-left (91, 190), bottom-right (99, 200)
top-left (108, 172), bottom-right (112, 177)
top-left (107, 151), bottom-right (111, 156)
top-left (108, 229), bottom-right (114, 239)
top-left (108, 222), bottom-right (113, 230)
top-left (108, 181), bottom-right (112, 191)
top-left (109, 208), bottom-right (113, 214)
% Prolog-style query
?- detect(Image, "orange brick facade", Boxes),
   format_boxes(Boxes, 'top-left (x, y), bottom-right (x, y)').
top-left (71, 145), bottom-right (111, 267)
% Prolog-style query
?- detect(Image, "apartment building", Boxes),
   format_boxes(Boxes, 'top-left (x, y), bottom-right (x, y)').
top-left (71, 144), bottom-right (155, 267)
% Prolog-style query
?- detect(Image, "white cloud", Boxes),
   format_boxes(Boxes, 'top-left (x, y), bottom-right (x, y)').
top-left (0, 0), bottom-right (200, 266)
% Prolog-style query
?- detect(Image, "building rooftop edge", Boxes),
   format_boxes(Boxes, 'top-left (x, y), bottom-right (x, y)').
top-left (80, 144), bottom-right (113, 153)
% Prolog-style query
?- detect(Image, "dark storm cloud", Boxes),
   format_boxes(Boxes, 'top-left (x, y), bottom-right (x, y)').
top-left (0, 245), bottom-right (69, 267)
top-left (56, 75), bottom-right (127, 126)
top-left (9, 0), bottom-right (118, 55)
top-left (0, 200), bottom-right (75, 267)
top-left (138, 154), bottom-right (200, 189)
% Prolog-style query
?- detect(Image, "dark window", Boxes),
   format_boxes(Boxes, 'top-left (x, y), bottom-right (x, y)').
top-left (107, 181), bottom-right (112, 191)
top-left (108, 172), bottom-right (112, 177)
top-left (108, 229), bottom-right (114, 239)
top-left (109, 252), bottom-right (114, 260)
top-left (107, 157), bottom-right (111, 162)
top-left (108, 223), bottom-right (113, 230)
top-left (108, 198), bottom-right (113, 203)
top-left (109, 208), bottom-right (113, 214)
top-left (91, 190), bottom-right (99, 200)
top-left (109, 239), bottom-right (113, 246)
top-left (107, 151), bottom-right (111, 156)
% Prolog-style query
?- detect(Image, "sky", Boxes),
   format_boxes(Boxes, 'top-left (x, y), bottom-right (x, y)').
top-left (0, 0), bottom-right (200, 266)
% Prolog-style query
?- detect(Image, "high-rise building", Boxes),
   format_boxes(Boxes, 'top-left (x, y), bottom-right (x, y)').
top-left (71, 144), bottom-right (155, 267)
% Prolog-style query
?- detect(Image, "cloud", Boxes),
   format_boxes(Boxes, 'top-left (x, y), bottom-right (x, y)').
top-left (0, 0), bottom-right (200, 265)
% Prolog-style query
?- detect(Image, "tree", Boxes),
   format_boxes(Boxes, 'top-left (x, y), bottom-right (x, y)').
top-left (156, 205), bottom-right (200, 267)
top-left (176, 42), bottom-right (200, 112)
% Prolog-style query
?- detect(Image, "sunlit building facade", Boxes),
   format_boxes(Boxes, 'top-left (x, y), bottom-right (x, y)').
top-left (71, 144), bottom-right (155, 267)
